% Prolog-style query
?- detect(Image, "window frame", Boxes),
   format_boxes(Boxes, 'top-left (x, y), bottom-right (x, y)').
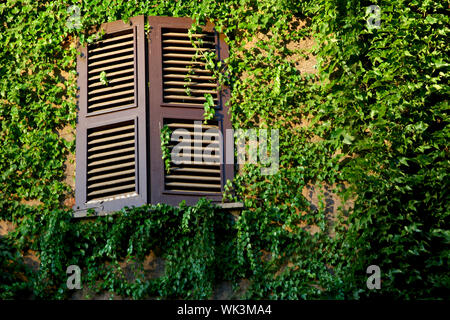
top-left (73, 15), bottom-right (234, 216)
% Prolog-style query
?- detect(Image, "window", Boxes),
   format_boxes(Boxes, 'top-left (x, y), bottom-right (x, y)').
top-left (74, 16), bottom-right (233, 216)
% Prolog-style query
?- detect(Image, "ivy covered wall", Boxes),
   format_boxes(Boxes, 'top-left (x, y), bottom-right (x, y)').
top-left (0, 0), bottom-right (448, 299)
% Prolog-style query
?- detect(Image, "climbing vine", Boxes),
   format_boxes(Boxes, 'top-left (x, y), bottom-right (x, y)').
top-left (160, 124), bottom-right (172, 174)
top-left (0, 0), bottom-right (448, 300)
top-left (202, 94), bottom-right (216, 123)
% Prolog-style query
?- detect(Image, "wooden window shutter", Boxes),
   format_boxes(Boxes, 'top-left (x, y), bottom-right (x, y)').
top-left (147, 16), bottom-right (233, 206)
top-left (74, 16), bottom-right (147, 215)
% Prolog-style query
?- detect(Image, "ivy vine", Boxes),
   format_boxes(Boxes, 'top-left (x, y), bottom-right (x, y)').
top-left (160, 125), bottom-right (172, 174)
top-left (0, 0), bottom-right (448, 300)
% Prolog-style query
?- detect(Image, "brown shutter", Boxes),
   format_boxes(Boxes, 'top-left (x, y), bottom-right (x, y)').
top-left (148, 16), bottom-right (233, 206)
top-left (74, 16), bottom-right (147, 216)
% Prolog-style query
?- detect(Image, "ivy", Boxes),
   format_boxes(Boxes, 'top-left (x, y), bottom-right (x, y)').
top-left (99, 71), bottom-right (109, 86)
top-left (160, 125), bottom-right (172, 174)
top-left (0, 0), bottom-right (448, 300)
top-left (203, 94), bottom-right (216, 124)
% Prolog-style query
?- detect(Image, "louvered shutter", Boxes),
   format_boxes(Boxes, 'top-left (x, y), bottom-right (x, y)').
top-left (147, 16), bottom-right (233, 206)
top-left (74, 16), bottom-right (147, 215)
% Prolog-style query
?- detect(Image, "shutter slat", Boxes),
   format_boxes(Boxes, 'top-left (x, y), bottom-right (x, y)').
top-left (170, 132), bottom-right (219, 138)
top-left (162, 39), bottom-right (215, 45)
top-left (88, 154), bottom-right (135, 167)
top-left (88, 169), bottom-right (136, 182)
top-left (88, 162), bottom-right (135, 175)
top-left (89, 71), bottom-right (134, 83)
top-left (89, 47), bottom-right (134, 61)
top-left (163, 81), bottom-right (217, 87)
top-left (163, 46), bottom-right (211, 52)
top-left (168, 154), bottom-right (220, 160)
top-left (169, 189), bottom-right (221, 194)
top-left (93, 33), bottom-right (133, 45)
top-left (89, 40), bottom-right (134, 54)
top-left (88, 125), bottom-right (134, 138)
top-left (89, 132), bottom-right (135, 145)
top-left (164, 95), bottom-right (217, 101)
top-left (164, 88), bottom-right (217, 94)
top-left (166, 122), bottom-right (218, 129)
top-left (163, 67), bottom-right (212, 74)
top-left (88, 176), bottom-right (136, 189)
top-left (170, 167), bottom-right (221, 174)
top-left (88, 89), bottom-right (135, 102)
top-left (88, 140), bottom-right (134, 153)
top-left (165, 182), bottom-right (221, 188)
top-left (170, 160), bottom-right (220, 166)
top-left (163, 60), bottom-right (206, 66)
top-left (88, 54), bottom-right (134, 68)
top-left (169, 102), bottom-right (210, 106)
top-left (163, 53), bottom-right (200, 58)
top-left (163, 74), bottom-right (215, 80)
top-left (165, 175), bottom-right (221, 181)
top-left (88, 97), bottom-right (135, 111)
top-left (89, 82), bottom-right (134, 95)
top-left (87, 184), bottom-right (136, 197)
top-left (88, 147), bottom-right (135, 160)
top-left (88, 61), bottom-right (134, 75)
top-left (86, 191), bottom-right (138, 204)
top-left (169, 146), bottom-right (219, 152)
top-left (162, 32), bottom-right (214, 38)
top-left (88, 124), bottom-right (134, 137)
top-left (170, 138), bottom-right (220, 144)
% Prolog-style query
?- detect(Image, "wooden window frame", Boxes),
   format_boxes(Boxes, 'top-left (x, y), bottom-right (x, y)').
top-left (74, 15), bottom-right (234, 216)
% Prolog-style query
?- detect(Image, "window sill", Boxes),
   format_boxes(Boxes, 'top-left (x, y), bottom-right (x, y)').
top-left (72, 202), bottom-right (244, 219)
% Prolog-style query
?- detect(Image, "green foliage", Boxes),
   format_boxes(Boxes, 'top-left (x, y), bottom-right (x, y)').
top-left (160, 125), bottom-right (172, 174)
top-left (0, 236), bottom-right (33, 299)
top-left (99, 71), bottom-right (108, 86)
top-left (2, 200), bottom-right (238, 299)
top-left (0, 0), bottom-right (448, 300)
top-left (203, 94), bottom-right (215, 123)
